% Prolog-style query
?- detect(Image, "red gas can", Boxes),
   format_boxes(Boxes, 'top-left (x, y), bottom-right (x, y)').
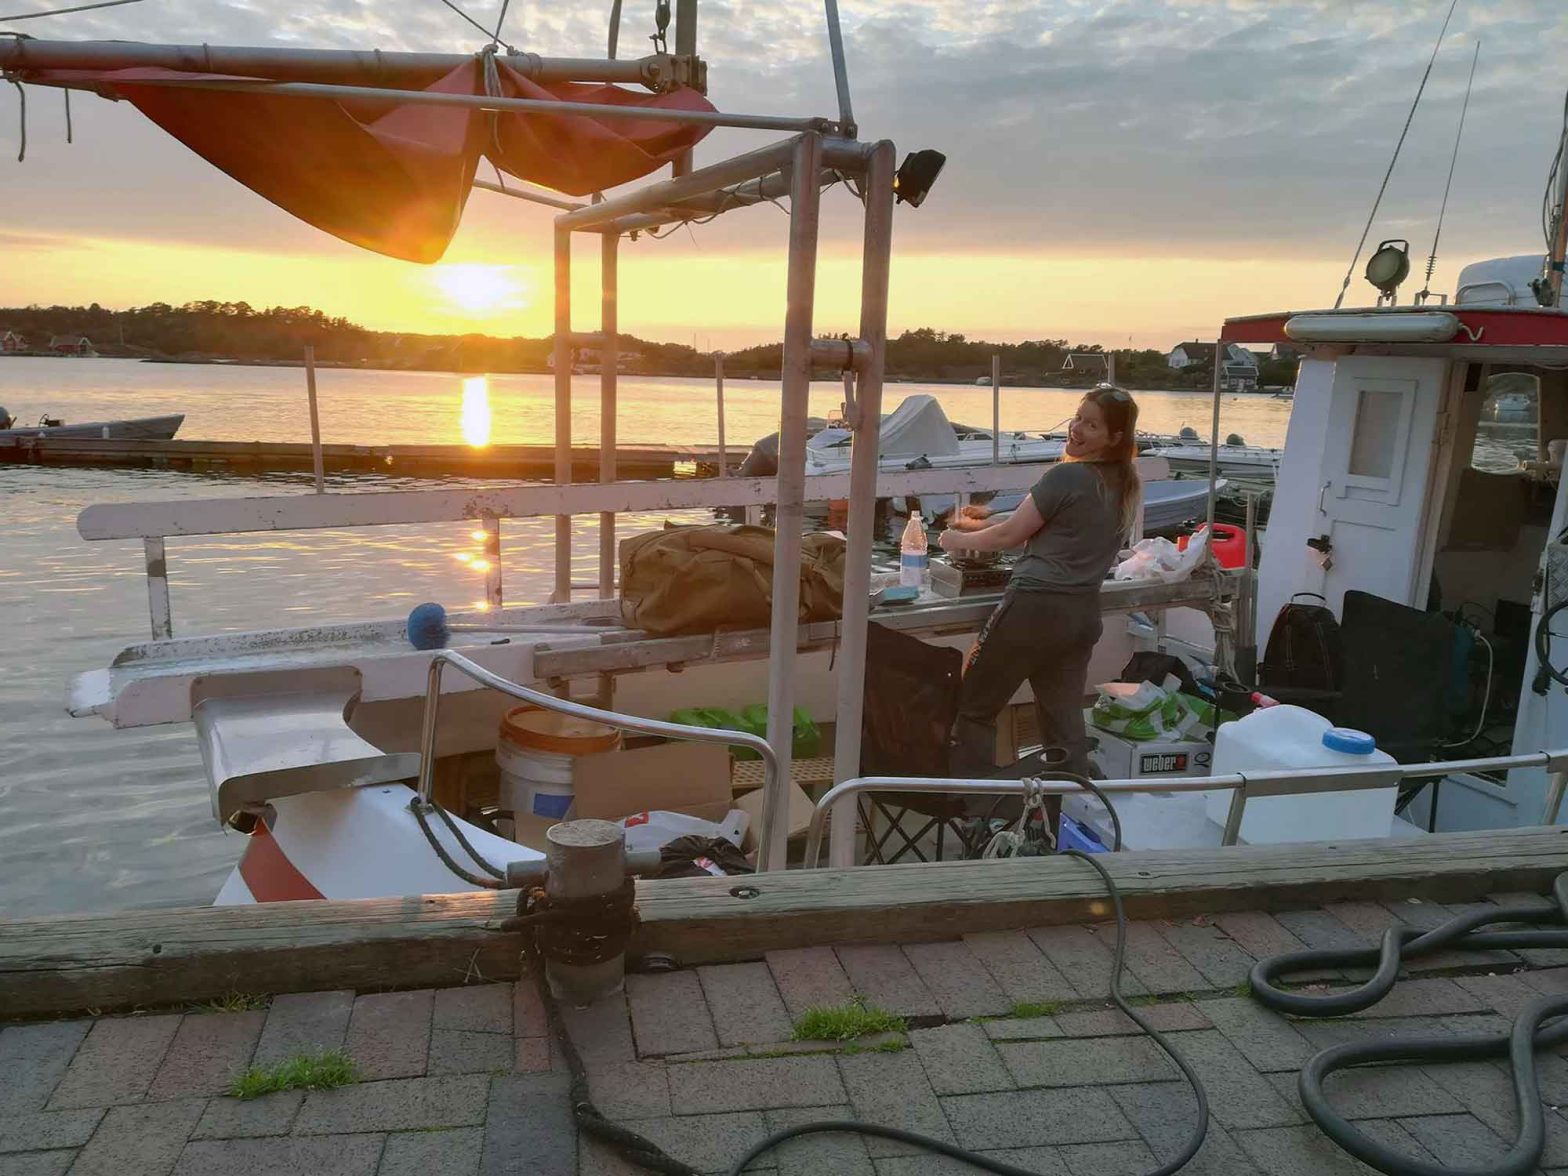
top-left (1177, 523), bottom-right (1247, 569)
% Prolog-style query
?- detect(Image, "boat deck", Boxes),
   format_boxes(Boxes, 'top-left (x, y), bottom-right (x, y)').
top-left (5, 891), bottom-right (1567, 1175)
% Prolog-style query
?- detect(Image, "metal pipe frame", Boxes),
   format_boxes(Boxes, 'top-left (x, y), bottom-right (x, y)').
top-left (827, 140), bottom-right (895, 869)
top-left (552, 229), bottom-right (572, 603)
top-left (600, 233), bottom-right (619, 600)
top-left (559, 137), bottom-right (802, 232)
top-left (758, 132), bottom-right (824, 872)
top-left (472, 179), bottom-right (585, 212)
top-left (64, 75), bottom-right (833, 135)
top-left (0, 39), bottom-right (669, 86)
top-left (822, 0), bottom-right (856, 138)
top-left (604, 148), bottom-right (871, 236)
top-left (806, 750), bottom-right (1568, 868)
top-left (414, 650), bottom-right (780, 850)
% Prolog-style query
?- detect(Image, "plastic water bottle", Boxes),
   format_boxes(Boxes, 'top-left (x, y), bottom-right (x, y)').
top-left (900, 515), bottom-right (929, 591)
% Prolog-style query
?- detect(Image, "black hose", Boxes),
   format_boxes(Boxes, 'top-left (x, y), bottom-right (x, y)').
top-left (1533, 597), bottom-right (1568, 693)
top-left (408, 798), bottom-right (507, 890)
top-left (1251, 872), bottom-right (1568, 1175)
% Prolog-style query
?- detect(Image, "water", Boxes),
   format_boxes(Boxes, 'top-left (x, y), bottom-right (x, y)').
top-left (0, 357), bottom-right (1293, 917)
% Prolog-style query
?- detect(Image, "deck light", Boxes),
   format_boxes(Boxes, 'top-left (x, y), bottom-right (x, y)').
top-left (1365, 239), bottom-right (1411, 304)
top-left (893, 150), bottom-right (946, 208)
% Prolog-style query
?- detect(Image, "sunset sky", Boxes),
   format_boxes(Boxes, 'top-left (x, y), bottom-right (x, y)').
top-left (2, 0), bottom-right (1566, 350)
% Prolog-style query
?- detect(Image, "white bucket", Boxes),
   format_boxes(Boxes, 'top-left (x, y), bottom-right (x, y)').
top-left (495, 706), bottom-right (620, 822)
top-left (498, 741), bottom-right (578, 820)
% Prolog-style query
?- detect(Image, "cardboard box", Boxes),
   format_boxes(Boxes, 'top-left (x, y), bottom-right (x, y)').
top-left (546, 741), bottom-right (815, 852)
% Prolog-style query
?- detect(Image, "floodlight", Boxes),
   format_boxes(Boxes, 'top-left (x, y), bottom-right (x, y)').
top-left (1365, 239), bottom-right (1411, 301)
top-left (893, 150), bottom-right (946, 208)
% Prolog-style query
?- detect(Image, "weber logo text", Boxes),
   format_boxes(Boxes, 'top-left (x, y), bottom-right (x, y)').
top-left (1141, 752), bottom-right (1188, 773)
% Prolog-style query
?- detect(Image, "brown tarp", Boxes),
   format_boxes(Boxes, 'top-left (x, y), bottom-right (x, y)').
top-left (33, 59), bottom-right (714, 262)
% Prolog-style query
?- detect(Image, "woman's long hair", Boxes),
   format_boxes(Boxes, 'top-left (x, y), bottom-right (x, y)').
top-left (1076, 384), bottom-right (1141, 539)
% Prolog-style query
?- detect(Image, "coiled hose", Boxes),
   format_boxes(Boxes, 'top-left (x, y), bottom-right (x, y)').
top-left (1250, 873), bottom-right (1568, 1175)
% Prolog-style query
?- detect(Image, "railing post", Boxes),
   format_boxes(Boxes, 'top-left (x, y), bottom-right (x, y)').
top-left (1221, 783), bottom-right (1247, 847)
top-left (827, 139), bottom-right (895, 869)
top-left (304, 345), bottom-right (325, 494)
top-left (758, 132), bottom-right (822, 871)
top-left (1544, 769), bottom-right (1568, 825)
top-left (715, 352), bottom-right (728, 478)
top-left (600, 232), bottom-right (619, 600)
top-left (482, 514), bottom-right (502, 610)
top-left (143, 537), bottom-right (172, 640)
top-left (553, 228), bottom-right (573, 603)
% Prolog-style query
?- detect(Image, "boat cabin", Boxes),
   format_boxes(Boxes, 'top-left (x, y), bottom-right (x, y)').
top-left (1228, 268), bottom-right (1568, 833)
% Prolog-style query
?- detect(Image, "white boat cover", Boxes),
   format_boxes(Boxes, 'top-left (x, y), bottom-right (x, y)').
top-left (878, 395), bottom-right (961, 459)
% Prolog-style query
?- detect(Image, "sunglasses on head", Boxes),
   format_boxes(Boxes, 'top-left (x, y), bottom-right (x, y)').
top-left (1090, 384), bottom-right (1131, 402)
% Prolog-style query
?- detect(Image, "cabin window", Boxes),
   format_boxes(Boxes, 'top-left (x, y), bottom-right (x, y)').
top-left (1471, 372), bottom-right (1540, 474)
top-left (1347, 387), bottom-right (1404, 479)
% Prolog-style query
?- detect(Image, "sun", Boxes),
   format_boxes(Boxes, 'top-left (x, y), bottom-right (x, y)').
top-left (431, 264), bottom-right (529, 315)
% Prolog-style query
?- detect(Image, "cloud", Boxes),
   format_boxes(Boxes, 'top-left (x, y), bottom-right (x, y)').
top-left (1, 0), bottom-right (1565, 311)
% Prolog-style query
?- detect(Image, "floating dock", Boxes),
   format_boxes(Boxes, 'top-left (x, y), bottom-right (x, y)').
top-left (0, 436), bottom-right (744, 480)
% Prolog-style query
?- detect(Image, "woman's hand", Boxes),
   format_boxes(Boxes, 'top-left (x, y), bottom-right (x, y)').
top-left (937, 529), bottom-right (969, 553)
top-left (958, 503), bottom-right (991, 524)
top-left (947, 504), bottom-right (992, 533)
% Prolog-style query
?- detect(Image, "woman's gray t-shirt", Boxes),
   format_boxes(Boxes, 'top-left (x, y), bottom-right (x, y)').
top-left (1011, 461), bottom-right (1127, 593)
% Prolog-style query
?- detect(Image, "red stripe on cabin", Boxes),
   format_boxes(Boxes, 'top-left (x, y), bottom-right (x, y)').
top-left (1222, 308), bottom-right (1568, 348)
top-left (238, 820), bottom-right (324, 902)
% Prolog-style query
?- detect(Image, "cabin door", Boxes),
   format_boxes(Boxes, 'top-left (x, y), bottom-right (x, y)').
top-left (1314, 357), bottom-right (1448, 612)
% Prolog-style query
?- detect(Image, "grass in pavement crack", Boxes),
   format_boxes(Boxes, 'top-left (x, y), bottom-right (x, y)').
top-left (229, 1049), bottom-right (358, 1099)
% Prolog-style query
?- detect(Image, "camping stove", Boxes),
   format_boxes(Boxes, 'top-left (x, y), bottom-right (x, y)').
top-left (932, 556), bottom-right (1012, 597)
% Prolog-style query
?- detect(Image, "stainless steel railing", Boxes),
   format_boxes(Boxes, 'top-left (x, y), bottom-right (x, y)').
top-left (415, 649), bottom-right (787, 869)
top-left (805, 749), bottom-right (1568, 868)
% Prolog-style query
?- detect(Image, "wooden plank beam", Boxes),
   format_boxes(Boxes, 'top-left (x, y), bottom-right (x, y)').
top-left (77, 457), bottom-right (1174, 542)
top-left (2, 827), bottom-right (1564, 1017)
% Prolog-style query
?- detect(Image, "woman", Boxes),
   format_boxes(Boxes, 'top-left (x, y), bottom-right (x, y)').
top-left (937, 384), bottom-right (1140, 779)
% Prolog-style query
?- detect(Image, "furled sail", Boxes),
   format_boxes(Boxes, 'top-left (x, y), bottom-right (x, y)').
top-left (30, 59), bottom-right (713, 263)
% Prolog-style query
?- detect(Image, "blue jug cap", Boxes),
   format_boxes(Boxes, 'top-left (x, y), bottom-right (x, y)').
top-left (1322, 727), bottom-right (1376, 755)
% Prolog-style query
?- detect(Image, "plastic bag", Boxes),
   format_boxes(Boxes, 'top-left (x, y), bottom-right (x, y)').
top-left (1090, 677), bottom-right (1212, 741)
top-left (618, 807), bottom-right (750, 853)
top-left (1113, 530), bottom-right (1209, 583)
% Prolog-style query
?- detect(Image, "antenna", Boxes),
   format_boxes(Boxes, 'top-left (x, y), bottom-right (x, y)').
top-left (1418, 40), bottom-right (1480, 305)
top-left (1333, 0), bottom-right (1461, 309)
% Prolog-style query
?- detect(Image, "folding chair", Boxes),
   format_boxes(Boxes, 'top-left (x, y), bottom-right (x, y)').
top-left (858, 622), bottom-right (1060, 863)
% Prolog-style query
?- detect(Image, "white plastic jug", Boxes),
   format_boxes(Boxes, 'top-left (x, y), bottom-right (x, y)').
top-left (1204, 705), bottom-right (1397, 845)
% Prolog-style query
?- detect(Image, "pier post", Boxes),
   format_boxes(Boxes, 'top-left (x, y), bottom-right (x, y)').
top-left (600, 233), bottom-right (619, 600)
top-left (304, 345), bottom-right (324, 494)
top-left (543, 819), bottom-right (628, 1004)
top-left (553, 229), bottom-right (573, 603)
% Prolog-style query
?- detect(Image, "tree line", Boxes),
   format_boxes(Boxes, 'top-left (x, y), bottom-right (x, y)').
top-left (0, 302), bottom-right (1296, 387)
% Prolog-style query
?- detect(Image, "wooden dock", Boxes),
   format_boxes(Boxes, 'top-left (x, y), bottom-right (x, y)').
top-left (0, 435), bottom-right (745, 480)
top-left (2, 825), bottom-right (1563, 1017)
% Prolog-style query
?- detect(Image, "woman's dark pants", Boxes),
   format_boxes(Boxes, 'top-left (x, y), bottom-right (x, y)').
top-left (949, 588), bottom-right (1103, 779)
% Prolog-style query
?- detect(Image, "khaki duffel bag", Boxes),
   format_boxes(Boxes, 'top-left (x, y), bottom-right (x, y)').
top-left (619, 524), bottom-right (847, 635)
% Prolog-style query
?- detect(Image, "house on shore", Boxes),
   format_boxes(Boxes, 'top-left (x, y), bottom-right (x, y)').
top-left (48, 334), bottom-right (98, 357)
top-left (1061, 352), bottom-right (1108, 379)
top-left (1, 330), bottom-right (27, 354)
top-left (1167, 340), bottom-right (1259, 392)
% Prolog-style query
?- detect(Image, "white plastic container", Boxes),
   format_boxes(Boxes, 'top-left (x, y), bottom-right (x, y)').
top-left (496, 707), bottom-right (620, 822)
top-left (1204, 705), bottom-right (1397, 845)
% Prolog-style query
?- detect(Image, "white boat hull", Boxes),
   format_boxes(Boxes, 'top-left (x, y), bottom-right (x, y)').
top-left (0, 413), bottom-right (185, 441)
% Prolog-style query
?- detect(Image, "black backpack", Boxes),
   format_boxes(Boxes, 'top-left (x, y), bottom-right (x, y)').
top-left (1258, 593), bottom-right (1345, 716)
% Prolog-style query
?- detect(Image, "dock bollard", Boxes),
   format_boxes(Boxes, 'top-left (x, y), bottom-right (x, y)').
top-left (506, 819), bottom-right (659, 1006)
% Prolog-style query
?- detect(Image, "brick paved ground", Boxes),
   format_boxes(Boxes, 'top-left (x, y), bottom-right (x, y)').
top-left (6, 895), bottom-right (1568, 1175)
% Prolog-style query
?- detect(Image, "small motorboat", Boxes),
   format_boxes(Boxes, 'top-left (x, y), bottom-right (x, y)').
top-left (803, 394), bottom-right (1064, 474)
top-left (0, 410), bottom-right (185, 441)
top-left (1146, 427), bottom-right (1281, 477)
top-left (901, 475), bottom-right (1227, 536)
